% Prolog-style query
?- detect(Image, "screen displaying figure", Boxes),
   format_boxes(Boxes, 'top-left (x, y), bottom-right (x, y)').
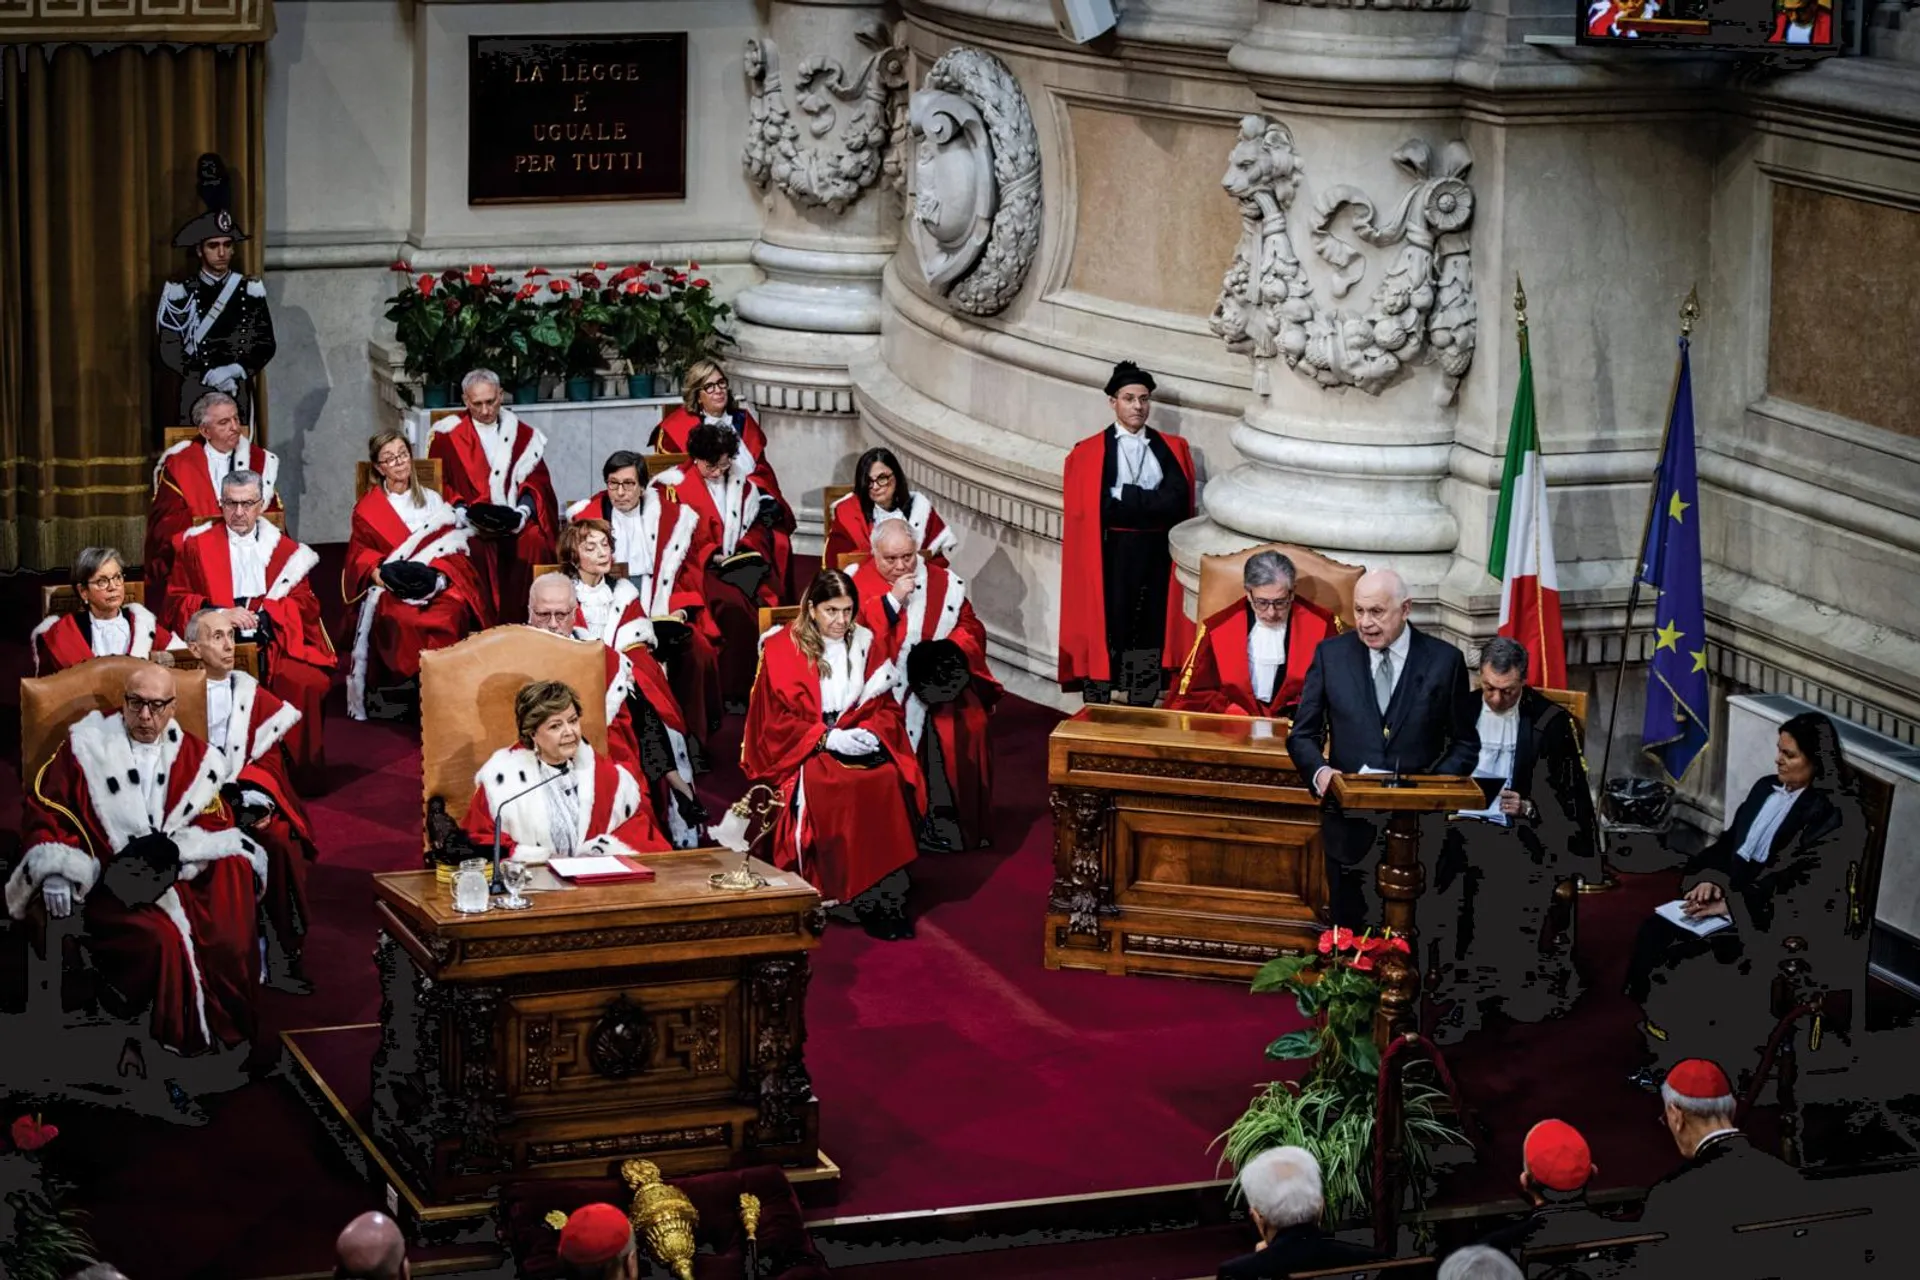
top-left (1577, 0), bottom-right (1836, 48)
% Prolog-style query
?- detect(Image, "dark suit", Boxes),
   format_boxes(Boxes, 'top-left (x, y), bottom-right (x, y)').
top-left (1287, 625), bottom-right (1479, 928)
top-left (1217, 1223), bottom-right (1383, 1278)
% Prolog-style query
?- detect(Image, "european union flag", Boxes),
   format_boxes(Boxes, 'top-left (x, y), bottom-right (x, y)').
top-left (1640, 336), bottom-right (1710, 782)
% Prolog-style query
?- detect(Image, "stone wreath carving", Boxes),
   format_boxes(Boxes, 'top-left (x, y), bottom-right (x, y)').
top-left (907, 47), bottom-right (1042, 317)
top-left (743, 17), bottom-right (908, 213)
top-left (1210, 114), bottom-right (1477, 404)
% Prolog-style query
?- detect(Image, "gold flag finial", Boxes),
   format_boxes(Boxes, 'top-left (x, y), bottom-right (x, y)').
top-left (1513, 274), bottom-right (1527, 327)
top-left (1679, 285), bottom-right (1701, 337)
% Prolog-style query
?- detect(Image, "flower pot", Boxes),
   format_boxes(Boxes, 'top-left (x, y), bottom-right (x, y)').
top-left (651, 372), bottom-right (676, 398)
top-left (564, 376), bottom-right (594, 402)
top-left (421, 383), bottom-right (451, 409)
top-left (513, 380), bottom-right (541, 405)
top-left (626, 373), bottom-right (651, 399)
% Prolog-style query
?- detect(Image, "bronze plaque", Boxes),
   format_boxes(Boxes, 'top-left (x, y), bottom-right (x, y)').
top-left (468, 34), bottom-right (687, 205)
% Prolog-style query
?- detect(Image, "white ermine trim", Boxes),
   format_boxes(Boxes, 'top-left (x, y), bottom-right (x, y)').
top-left (153, 887), bottom-right (212, 1047)
top-left (29, 614), bottom-right (63, 676)
top-left (5, 842), bottom-right (99, 920)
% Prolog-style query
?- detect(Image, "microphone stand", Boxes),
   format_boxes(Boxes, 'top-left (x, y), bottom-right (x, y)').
top-left (490, 758), bottom-right (571, 895)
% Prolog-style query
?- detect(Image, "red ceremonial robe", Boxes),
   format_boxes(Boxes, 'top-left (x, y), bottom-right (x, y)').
top-left (1057, 427), bottom-right (1196, 688)
top-left (427, 410), bottom-right (559, 620)
top-left (203, 670), bottom-right (318, 963)
top-left (31, 605), bottom-right (182, 676)
top-left (9, 711), bottom-right (265, 1055)
top-left (461, 740), bottom-right (668, 858)
top-left (648, 458), bottom-right (782, 705)
top-left (145, 435), bottom-right (283, 607)
top-left (823, 491), bottom-right (958, 571)
top-left (849, 559), bottom-right (1000, 849)
top-left (344, 485), bottom-right (491, 719)
top-left (626, 481), bottom-right (724, 739)
top-left (653, 407), bottom-right (794, 593)
top-left (166, 521), bottom-right (335, 775)
top-left (1167, 598), bottom-right (1335, 719)
top-left (742, 624), bottom-right (926, 904)
top-left (572, 584), bottom-right (701, 845)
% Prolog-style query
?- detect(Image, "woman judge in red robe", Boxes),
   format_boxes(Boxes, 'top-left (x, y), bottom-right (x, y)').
top-left (821, 446), bottom-right (958, 571)
top-left (651, 358), bottom-right (794, 591)
top-left (345, 431), bottom-right (491, 720)
top-left (462, 680), bottom-right (669, 859)
top-left (741, 569), bottom-right (926, 939)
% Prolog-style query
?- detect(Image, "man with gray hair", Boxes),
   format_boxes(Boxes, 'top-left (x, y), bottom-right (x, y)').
top-left (1218, 1145), bottom-right (1381, 1278)
top-left (1436, 1245), bottom-right (1522, 1280)
top-left (1287, 568), bottom-right (1480, 929)
top-left (32, 545), bottom-right (185, 674)
top-left (1170, 549), bottom-right (1334, 719)
top-left (429, 368), bottom-right (559, 619)
top-left (145, 388), bottom-right (282, 606)
top-left (165, 468), bottom-right (333, 779)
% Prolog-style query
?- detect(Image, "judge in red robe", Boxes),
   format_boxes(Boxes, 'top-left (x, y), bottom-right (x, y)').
top-left (165, 469), bottom-right (334, 778)
top-left (427, 370), bottom-right (560, 621)
top-left (1168, 551), bottom-right (1335, 720)
top-left (564, 450), bottom-right (650, 566)
top-left (1058, 361), bottom-right (1196, 706)
top-left (1769, 0), bottom-right (1832, 44)
top-left (144, 391), bottom-right (283, 608)
top-left (460, 679), bottom-right (669, 859)
top-left (741, 569), bottom-right (926, 939)
top-left (183, 606), bottom-right (318, 990)
top-left (651, 358), bottom-right (793, 592)
top-left (526, 573), bottom-right (648, 790)
top-left (647, 422), bottom-right (786, 708)
top-left (8, 665), bottom-right (264, 1056)
top-left (32, 546), bottom-right (183, 675)
top-left (822, 446), bottom-right (958, 571)
top-left (345, 431), bottom-right (491, 720)
top-left (849, 519), bottom-right (1000, 852)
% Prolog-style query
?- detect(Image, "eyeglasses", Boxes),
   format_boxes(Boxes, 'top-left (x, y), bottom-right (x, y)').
top-left (124, 695), bottom-right (176, 715)
top-left (606, 478), bottom-right (641, 491)
top-left (1249, 593), bottom-right (1294, 614)
top-left (220, 497), bottom-right (262, 510)
top-left (85, 573), bottom-right (125, 590)
top-left (865, 472), bottom-right (897, 489)
top-left (530, 609), bottom-right (574, 625)
top-left (376, 452), bottom-right (411, 467)
top-left (698, 378), bottom-right (728, 393)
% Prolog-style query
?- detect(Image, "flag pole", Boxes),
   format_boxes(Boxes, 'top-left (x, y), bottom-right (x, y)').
top-left (1595, 285), bottom-right (1701, 842)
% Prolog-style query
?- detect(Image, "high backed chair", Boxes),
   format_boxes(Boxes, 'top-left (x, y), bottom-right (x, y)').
top-left (1196, 542), bottom-right (1364, 633)
top-left (41, 582), bottom-right (148, 617)
top-left (758, 604), bottom-right (801, 636)
top-left (167, 642), bottom-right (263, 682)
top-left (429, 407), bottom-right (465, 428)
top-left (1537, 686), bottom-right (1589, 737)
top-left (354, 457), bottom-right (444, 499)
top-left (162, 425), bottom-right (198, 451)
top-left (419, 628), bottom-right (609, 848)
top-left (834, 550), bottom-right (933, 572)
top-left (646, 451), bottom-right (689, 479)
top-left (822, 483), bottom-right (852, 515)
top-left (21, 658), bottom-right (209, 790)
top-left (533, 562), bottom-right (630, 582)
top-left (188, 510), bottom-right (285, 535)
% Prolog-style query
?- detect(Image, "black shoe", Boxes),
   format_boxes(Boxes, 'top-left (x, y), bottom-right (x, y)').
top-left (1083, 681), bottom-right (1114, 705)
top-left (266, 952), bottom-right (313, 996)
top-left (917, 813), bottom-right (960, 854)
top-left (1628, 1067), bottom-right (1665, 1094)
top-left (862, 912), bottom-right (916, 941)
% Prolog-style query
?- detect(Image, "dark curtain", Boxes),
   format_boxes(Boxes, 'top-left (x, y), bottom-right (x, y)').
top-left (0, 42), bottom-right (267, 571)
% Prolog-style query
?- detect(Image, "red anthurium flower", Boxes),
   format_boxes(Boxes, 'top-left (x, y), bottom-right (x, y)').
top-left (416, 274), bottom-right (435, 296)
top-left (548, 280), bottom-right (571, 294)
top-left (635, 261), bottom-right (653, 272)
top-left (692, 278), bottom-right (710, 288)
top-left (686, 260), bottom-right (700, 270)
top-left (580, 273), bottom-right (601, 289)
top-left (390, 261), bottom-right (411, 272)
top-left (11, 1114), bottom-right (58, 1151)
top-left (479, 263), bottom-right (495, 275)
top-left (592, 262), bottom-right (608, 272)
top-left (466, 267), bottom-right (488, 286)
top-left (622, 280), bottom-right (643, 295)
top-left (516, 284), bottom-right (537, 300)
top-left (526, 267), bottom-right (550, 278)
top-left (1385, 935), bottom-right (1410, 954)
top-left (439, 268), bottom-right (461, 285)
top-left (1350, 953), bottom-right (1376, 972)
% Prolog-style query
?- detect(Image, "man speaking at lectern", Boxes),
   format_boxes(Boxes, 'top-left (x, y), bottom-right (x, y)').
top-left (1287, 568), bottom-right (1479, 930)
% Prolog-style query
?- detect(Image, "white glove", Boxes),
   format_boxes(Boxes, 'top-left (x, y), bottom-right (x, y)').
top-left (514, 498), bottom-right (534, 533)
top-left (205, 363), bottom-right (245, 394)
top-left (42, 874), bottom-right (75, 919)
top-left (452, 504), bottom-right (471, 530)
top-left (240, 788), bottom-right (277, 814)
top-left (825, 727), bottom-right (880, 756)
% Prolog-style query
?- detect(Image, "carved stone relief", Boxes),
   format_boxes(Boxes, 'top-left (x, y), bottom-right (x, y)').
top-left (907, 47), bottom-right (1042, 316)
top-left (743, 17), bottom-right (909, 213)
top-left (1210, 115), bottom-right (1477, 404)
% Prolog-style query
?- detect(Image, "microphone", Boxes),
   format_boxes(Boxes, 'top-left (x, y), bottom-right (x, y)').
top-left (1381, 754), bottom-right (1417, 789)
top-left (490, 758), bottom-right (572, 894)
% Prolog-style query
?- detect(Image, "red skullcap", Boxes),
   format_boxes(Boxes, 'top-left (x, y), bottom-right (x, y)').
top-left (1523, 1119), bottom-right (1592, 1192)
top-left (1664, 1058), bottom-right (1733, 1102)
top-left (557, 1202), bottom-right (632, 1266)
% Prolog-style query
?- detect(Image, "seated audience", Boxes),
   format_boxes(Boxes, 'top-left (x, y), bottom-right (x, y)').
top-left (1436, 1245), bottom-right (1522, 1280)
top-left (334, 1210), bottom-right (410, 1280)
top-left (647, 421), bottom-right (787, 708)
top-left (165, 468), bottom-right (333, 779)
top-left (1217, 1145), bottom-right (1381, 1278)
top-left (555, 1202), bottom-right (639, 1280)
top-left (565, 450), bottom-right (648, 566)
top-left (1168, 550), bottom-right (1333, 720)
top-left (428, 367), bottom-right (559, 620)
top-left (145, 390), bottom-right (283, 607)
top-left (1478, 1119), bottom-right (1610, 1256)
top-left (1428, 636), bottom-right (1597, 1042)
top-left (462, 679), bottom-right (669, 859)
top-left (345, 430), bottom-right (490, 721)
top-left (651, 357), bottom-right (793, 588)
top-left (848, 518), bottom-right (999, 852)
top-left (9, 664), bottom-right (264, 1056)
top-left (1626, 711), bottom-right (1865, 1078)
top-left (33, 545), bottom-right (183, 675)
top-left (742, 569), bottom-right (926, 939)
top-left (186, 607), bottom-right (317, 991)
top-left (823, 446), bottom-right (957, 569)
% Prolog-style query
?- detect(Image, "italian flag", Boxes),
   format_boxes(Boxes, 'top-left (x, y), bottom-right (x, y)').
top-left (1487, 324), bottom-right (1567, 688)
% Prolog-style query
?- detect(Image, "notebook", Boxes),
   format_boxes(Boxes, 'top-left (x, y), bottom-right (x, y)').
top-left (548, 855), bottom-right (655, 884)
top-left (1655, 898), bottom-right (1733, 938)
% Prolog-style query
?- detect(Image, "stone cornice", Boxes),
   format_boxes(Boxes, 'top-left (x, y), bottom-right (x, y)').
top-left (0, 0), bottom-right (274, 44)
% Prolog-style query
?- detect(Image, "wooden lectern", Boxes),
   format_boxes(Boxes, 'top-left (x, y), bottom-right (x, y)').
top-left (1329, 773), bottom-right (1484, 1048)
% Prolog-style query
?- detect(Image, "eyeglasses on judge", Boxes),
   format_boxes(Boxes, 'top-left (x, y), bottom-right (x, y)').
top-left (865, 471), bottom-right (898, 490)
top-left (698, 377), bottom-right (728, 393)
top-left (85, 572), bottom-right (126, 590)
top-left (220, 496), bottom-right (263, 510)
top-left (124, 694), bottom-right (176, 715)
top-left (1248, 592), bottom-right (1294, 614)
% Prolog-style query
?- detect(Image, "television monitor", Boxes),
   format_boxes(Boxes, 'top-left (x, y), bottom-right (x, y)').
top-left (1577, 0), bottom-right (1840, 51)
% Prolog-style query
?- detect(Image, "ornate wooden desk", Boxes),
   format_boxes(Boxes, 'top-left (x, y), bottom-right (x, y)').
top-left (1044, 705), bottom-right (1327, 982)
top-left (369, 852), bottom-right (822, 1210)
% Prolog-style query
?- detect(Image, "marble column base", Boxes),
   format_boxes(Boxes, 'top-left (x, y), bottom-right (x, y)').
top-left (728, 322), bottom-right (873, 555)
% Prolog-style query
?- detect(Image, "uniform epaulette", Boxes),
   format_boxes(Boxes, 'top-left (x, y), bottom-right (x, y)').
top-left (162, 281), bottom-right (188, 302)
top-left (245, 278), bottom-right (266, 298)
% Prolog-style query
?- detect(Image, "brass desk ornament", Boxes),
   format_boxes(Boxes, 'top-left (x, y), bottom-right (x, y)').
top-left (622, 1158), bottom-right (700, 1280)
top-left (710, 784), bottom-right (777, 892)
top-left (739, 1191), bottom-right (762, 1278)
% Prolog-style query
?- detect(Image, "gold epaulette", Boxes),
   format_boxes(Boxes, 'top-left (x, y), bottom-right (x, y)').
top-left (1176, 621), bottom-right (1209, 696)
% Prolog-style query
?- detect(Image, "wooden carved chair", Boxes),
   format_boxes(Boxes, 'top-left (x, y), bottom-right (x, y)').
top-left (167, 642), bottom-right (263, 682)
top-left (1196, 542), bottom-right (1364, 634)
top-left (1537, 687), bottom-right (1590, 737)
top-left (162, 425), bottom-right (270, 453)
top-left (822, 483), bottom-right (852, 516)
top-left (355, 456), bottom-right (444, 499)
top-left (834, 550), bottom-right (936, 572)
top-left (758, 604), bottom-right (801, 636)
top-left (532, 562), bottom-right (631, 582)
top-left (418, 627), bottom-right (609, 860)
top-left (42, 581), bottom-right (147, 616)
top-left (189, 510), bottom-right (285, 534)
top-left (646, 452), bottom-right (689, 479)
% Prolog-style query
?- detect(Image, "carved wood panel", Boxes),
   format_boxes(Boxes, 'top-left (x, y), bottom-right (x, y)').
top-left (508, 978), bottom-right (740, 1103)
top-left (1112, 803), bottom-right (1325, 920)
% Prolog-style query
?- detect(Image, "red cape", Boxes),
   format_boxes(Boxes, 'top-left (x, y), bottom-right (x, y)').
top-left (427, 411), bottom-right (560, 617)
top-left (461, 741), bottom-right (666, 857)
top-left (823, 491), bottom-right (956, 570)
top-left (144, 436), bottom-right (283, 605)
top-left (31, 605), bottom-right (179, 676)
top-left (1168, 597), bottom-right (1333, 718)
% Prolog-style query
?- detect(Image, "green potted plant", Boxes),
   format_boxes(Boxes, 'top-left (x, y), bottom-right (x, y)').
top-left (522, 270), bottom-right (577, 401)
top-left (384, 263), bottom-right (519, 407)
top-left (1216, 929), bottom-right (1466, 1227)
top-left (1, 1112), bottom-right (95, 1280)
top-left (604, 263), bottom-right (665, 398)
top-left (656, 263), bottom-right (733, 394)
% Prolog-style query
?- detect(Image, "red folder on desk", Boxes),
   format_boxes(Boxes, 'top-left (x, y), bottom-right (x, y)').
top-left (549, 855), bottom-right (656, 884)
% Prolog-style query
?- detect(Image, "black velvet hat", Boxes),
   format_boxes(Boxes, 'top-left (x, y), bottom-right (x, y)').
top-left (1104, 360), bottom-right (1156, 397)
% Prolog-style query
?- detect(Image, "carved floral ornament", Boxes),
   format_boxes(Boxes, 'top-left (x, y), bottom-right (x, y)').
top-left (742, 17), bottom-right (908, 213)
top-left (1209, 114), bottom-right (1478, 405)
top-left (907, 47), bottom-right (1042, 317)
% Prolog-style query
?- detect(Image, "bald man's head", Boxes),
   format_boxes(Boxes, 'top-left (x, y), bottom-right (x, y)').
top-left (122, 663), bottom-right (177, 744)
top-left (1352, 569), bottom-right (1412, 652)
top-left (334, 1211), bottom-right (408, 1280)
